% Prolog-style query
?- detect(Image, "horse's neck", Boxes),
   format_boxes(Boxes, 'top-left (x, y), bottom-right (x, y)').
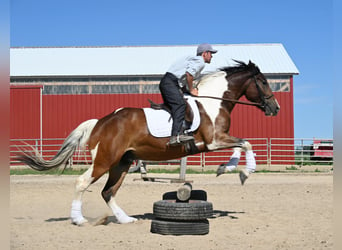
top-left (197, 71), bottom-right (228, 98)
top-left (226, 73), bottom-right (252, 101)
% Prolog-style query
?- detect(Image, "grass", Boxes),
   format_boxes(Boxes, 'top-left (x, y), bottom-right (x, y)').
top-left (10, 166), bottom-right (331, 175)
top-left (10, 168), bottom-right (87, 175)
top-left (285, 166), bottom-right (299, 171)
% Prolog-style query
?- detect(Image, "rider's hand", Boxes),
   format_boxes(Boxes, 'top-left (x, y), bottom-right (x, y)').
top-left (190, 88), bottom-right (198, 96)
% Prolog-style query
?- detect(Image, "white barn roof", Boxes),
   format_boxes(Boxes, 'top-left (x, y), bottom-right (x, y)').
top-left (10, 44), bottom-right (299, 77)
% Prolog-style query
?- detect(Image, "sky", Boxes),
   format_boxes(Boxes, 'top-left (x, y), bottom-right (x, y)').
top-left (9, 0), bottom-right (334, 139)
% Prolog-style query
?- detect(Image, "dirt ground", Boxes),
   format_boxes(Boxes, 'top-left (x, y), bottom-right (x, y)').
top-left (10, 172), bottom-right (333, 250)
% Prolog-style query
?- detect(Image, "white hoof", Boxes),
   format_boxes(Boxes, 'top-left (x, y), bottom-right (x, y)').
top-left (239, 169), bottom-right (250, 185)
top-left (117, 216), bottom-right (138, 224)
top-left (71, 217), bottom-right (89, 226)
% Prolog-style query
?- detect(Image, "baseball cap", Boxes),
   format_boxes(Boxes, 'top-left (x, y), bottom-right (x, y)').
top-left (197, 43), bottom-right (218, 54)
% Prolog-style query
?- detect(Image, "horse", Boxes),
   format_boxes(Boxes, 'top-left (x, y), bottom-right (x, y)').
top-left (17, 60), bottom-right (280, 226)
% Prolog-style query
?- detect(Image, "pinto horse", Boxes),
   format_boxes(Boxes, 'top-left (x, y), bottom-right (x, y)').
top-left (18, 60), bottom-right (280, 225)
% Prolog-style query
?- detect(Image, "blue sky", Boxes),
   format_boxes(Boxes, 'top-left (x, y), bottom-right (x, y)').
top-left (10, 0), bottom-right (334, 139)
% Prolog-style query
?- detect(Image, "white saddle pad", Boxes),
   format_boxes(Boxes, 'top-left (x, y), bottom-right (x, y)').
top-left (143, 95), bottom-right (200, 137)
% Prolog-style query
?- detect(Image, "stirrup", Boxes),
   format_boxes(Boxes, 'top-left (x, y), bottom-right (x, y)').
top-left (167, 134), bottom-right (194, 146)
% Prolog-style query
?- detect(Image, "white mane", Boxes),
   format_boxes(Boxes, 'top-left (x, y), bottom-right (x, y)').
top-left (194, 71), bottom-right (229, 141)
top-left (196, 71), bottom-right (228, 98)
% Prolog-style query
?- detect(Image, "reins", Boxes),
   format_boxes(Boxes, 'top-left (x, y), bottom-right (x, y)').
top-left (193, 75), bottom-right (269, 108)
top-left (193, 95), bottom-right (263, 107)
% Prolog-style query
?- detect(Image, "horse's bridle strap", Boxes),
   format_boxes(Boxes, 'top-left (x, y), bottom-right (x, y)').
top-left (194, 74), bottom-right (272, 108)
top-left (194, 95), bottom-right (263, 107)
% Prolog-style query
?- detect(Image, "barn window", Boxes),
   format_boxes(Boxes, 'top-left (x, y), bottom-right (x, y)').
top-left (43, 85), bottom-right (89, 94)
top-left (91, 84), bottom-right (140, 94)
top-left (267, 76), bottom-right (290, 92)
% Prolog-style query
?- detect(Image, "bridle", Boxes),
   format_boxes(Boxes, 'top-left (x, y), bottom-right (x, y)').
top-left (195, 73), bottom-right (274, 109)
top-left (251, 75), bottom-right (274, 109)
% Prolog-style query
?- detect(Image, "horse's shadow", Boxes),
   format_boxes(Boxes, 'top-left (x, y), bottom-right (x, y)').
top-left (45, 217), bottom-right (69, 222)
top-left (210, 210), bottom-right (244, 219)
top-left (45, 210), bottom-right (244, 225)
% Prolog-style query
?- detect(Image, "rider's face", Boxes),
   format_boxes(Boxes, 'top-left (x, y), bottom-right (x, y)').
top-left (203, 51), bottom-right (213, 63)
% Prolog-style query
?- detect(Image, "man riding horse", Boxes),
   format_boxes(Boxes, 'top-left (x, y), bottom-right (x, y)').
top-left (18, 52), bottom-right (280, 225)
top-left (159, 43), bottom-right (217, 146)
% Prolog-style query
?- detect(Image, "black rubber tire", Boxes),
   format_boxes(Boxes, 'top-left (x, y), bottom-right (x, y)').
top-left (162, 190), bottom-right (207, 201)
top-left (151, 219), bottom-right (209, 235)
top-left (153, 200), bottom-right (213, 221)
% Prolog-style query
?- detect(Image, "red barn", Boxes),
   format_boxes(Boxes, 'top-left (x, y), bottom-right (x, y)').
top-left (10, 44), bottom-right (299, 165)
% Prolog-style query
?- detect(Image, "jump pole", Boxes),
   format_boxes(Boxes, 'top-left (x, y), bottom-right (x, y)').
top-left (134, 157), bottom-right (192, 183)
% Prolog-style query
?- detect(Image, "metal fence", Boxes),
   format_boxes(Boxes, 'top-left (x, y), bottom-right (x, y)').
top-left (10, 137), bottom-right (333, 167)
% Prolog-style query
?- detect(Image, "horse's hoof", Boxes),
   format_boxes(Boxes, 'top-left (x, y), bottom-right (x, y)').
top-left (239, 169), bottom-right (249, 185)
top-left (71, 217), bottom-right (89, 226)
top-left (118, 216), bottom-right (138, 224)
top-left (216, 164), bottom-right (227, 177)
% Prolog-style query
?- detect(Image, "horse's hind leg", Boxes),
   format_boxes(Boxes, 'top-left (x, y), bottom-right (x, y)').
top-left (70, 165), bottom-right (95, 225)
top-left (102, 157), bottom-right (137, 224)
top-left (70, 144), bottom-right (107, 225)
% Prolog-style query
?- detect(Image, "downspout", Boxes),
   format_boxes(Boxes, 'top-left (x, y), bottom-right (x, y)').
top-left (40, 86), bottom-right (43, 154)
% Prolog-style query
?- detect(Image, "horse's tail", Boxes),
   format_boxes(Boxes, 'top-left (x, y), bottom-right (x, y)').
top-left (17, 119), bottom-right (98, 171)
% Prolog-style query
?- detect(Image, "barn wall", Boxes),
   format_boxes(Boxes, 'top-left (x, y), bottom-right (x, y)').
top-left (42, 94), bottom-right (163, 138)
top-left (10, 86), bottom-right (294, 165)
top-left (10, 88), bottom-right (293, 140)
top-left (230, 91), bottom-right (294, 139)
top-left (10, 85), bottom-right (42, 139)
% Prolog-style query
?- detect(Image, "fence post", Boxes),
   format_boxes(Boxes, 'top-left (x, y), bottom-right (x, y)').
top-left (300, 139), bottom-right (304, 166)
top-left (268, 138), bottom-right (271, 167)
top-left (35, 139), bottom-right (39, 154)
top-left (179, 157), bottom-right (187, 181)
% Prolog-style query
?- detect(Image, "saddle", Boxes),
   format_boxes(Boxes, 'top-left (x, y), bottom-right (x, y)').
top-left (148, 99), bottom-right (194, 130)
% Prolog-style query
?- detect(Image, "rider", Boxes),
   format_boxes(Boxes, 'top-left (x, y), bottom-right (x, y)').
top-left (159, 43), bottom-right (217, 146)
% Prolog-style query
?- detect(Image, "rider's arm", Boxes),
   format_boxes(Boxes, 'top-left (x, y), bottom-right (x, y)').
top-left (186, 72), bottom-right (198, 96)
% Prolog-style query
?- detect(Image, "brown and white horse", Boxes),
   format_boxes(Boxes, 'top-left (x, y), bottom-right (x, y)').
top-left (18, 60), bottom-right (279, 225)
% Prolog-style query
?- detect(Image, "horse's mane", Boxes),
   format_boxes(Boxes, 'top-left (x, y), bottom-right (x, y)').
top-left (196, 60), bottom-right (260, 88)
top-left (219, 60), bottom-right (260, 77)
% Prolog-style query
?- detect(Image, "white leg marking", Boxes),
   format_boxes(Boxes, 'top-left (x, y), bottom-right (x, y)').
top-left (70, 144), bottom-right (98, 225)
top-left (245, 150), bottom-right (256, 173)
top-left (70, 166), bottom-right (94, 225)
top-left (239, 141), bottom-right (256, 185)
top-left (108, 199), bottom-right (137, 224)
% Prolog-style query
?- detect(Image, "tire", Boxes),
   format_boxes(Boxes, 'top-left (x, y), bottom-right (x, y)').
top-left (153, 200), bottom-right (213, 221)
top-left (151, 219), bottom-right (209, 235)
top-left (162, 190), bottom-right (207, 201)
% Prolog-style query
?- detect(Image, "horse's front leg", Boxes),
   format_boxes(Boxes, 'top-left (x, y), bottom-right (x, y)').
top-left (216, 147), bottom-right (243, 176)
top-left (214, 138), bottom-right (256, 185)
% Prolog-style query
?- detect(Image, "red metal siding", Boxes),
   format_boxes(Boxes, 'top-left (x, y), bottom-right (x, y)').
top-left (10, 89), bottom-right (293, 140)
top-left (10, 86), bottom-right (294, 165)
top-left (230, 91), bottom-right (294, 139)
top-left (10, 86), bottom-right (41, 139)
top-left (42, 94), bottom-right (163, 138)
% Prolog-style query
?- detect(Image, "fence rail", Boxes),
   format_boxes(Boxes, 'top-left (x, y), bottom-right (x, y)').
top-left (10, 137), bottom-right (333, 167)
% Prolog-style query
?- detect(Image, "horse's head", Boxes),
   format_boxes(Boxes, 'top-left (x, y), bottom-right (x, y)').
top-left (244, 61), bottom-right (280, 116)
top-left (224, 60), bottom-right (280, 116)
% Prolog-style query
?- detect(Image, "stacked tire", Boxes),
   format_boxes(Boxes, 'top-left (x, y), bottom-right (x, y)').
top-left (150, 190), bottom-right (213, 235)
